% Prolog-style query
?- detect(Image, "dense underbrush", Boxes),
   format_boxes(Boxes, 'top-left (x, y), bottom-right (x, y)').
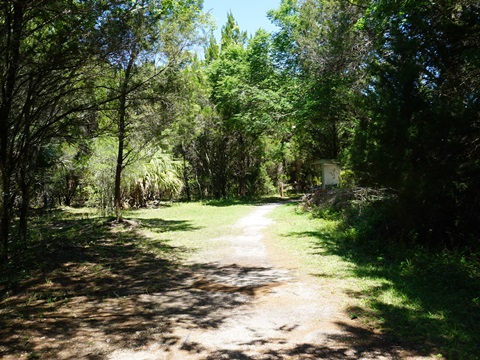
top-left (300, 187), bottom-right (480, 252)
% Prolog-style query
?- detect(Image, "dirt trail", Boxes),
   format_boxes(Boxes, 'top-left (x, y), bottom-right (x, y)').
top-left (2, 204), bottom-right (434, 359)
top-left (108, 204), bottom-right (430, 360)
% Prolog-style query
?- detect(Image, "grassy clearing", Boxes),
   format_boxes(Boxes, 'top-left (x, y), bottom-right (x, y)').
top-left (123, 201), bottom-right (257, 254)
top-left (267, 203), bottom-right (480, 359)
top-left (2, 201), bottom-right (257, 286)
top-left (1, 200), bottom-right (272, 359)
top-left (3, 199), bottom-right (478, 359)
top-left (0, 201), bottom-right (262, 358)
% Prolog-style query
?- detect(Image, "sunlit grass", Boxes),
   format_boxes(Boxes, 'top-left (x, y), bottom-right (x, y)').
top-left (266, 204), bottom-right (356, 281)
top-left (3, 200), bottom-right (478, 358)
top-left (267, 203), bottom-right (480, 359)
top-left (123, 202), bottom-right (257, 256)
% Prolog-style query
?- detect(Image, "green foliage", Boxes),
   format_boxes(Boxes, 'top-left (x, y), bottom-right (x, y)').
top-left (84, 139), bottom-right (184, 211)
top-left (84, 137), bottom-right (117, 213)
top-left (0, 0), bottom-right (105, 259)
top-left (220, 12), bottom-right (247, 49)
top-left (269, 204), bottom-right (480, 358)
top-left (350, 0), bottom-right (480, 245)
top-left (268, 0), bottom-right (301, 72)
top-left (268, 0), bottom-right (364, 188)
top-left (204, 34), bottom-right (220, 63)
top-left (339, 169), bottom-right (356, 188)
top-left (93, 0), bottom-right (207, 219)
top-left (39, 142), bottom-right (92, 208)
top-left (173, 13), bottom-right (294, 199)
top-left (123, 151), bottom-right (184, 206)
top-left (269, 0), bottom-right (480, 247)
top-left (3, 0), bottom-right (479, 260)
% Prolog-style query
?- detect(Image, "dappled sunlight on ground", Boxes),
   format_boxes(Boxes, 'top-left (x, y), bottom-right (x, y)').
top-left (1, 203), bottom-right (444, 359)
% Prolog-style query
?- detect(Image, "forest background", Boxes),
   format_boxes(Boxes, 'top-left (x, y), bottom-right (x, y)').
top-left (1, 0), bottom-right (479, 262)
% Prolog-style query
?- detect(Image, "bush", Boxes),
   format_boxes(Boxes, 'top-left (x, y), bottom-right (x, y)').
top-left (300, 187), bottom-right (410, 243)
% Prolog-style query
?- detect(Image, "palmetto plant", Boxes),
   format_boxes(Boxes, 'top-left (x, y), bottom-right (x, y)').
top-left (124, 152), bottom-right (184, 207)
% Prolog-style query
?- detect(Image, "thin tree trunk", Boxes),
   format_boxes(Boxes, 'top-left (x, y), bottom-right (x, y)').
top-left (114, 110), bottom-right (124, 218)
top-left (19, 179), bottom-right (29, 245)
top-left (0, 181), bottom-right (12, 262)
top-left (115, 109), bottom-right (125, 222)
top-left (0, 2), bottom-right (24, 261)
top-left (182, 141), bottom-right (191, 202)
top-left (18, 89), bottom-right (33, 245)
top-left (195, 168), bottom-right (202, 200)
top-left (114, 58), bottom-right (134, 222)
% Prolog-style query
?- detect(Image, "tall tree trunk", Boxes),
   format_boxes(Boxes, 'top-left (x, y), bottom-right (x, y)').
top-left (114, 59), bottom-right (134, 222)
top-left (64, 172), bottom-right (78, 206)
top-left (182, 141), bottom-right (191, 201)
top-left (0, 113), bottom-right (11, 260)
top-left (0, 175), bottom-right (13, 262)
top-left (0, 2), bottom-right (24, 261)
top-left (195, 167), bottom-right (202, 200)
top-left (19, 91), bottom-right (33, 246)
top-left (115, 124), bottom-right (124, 221)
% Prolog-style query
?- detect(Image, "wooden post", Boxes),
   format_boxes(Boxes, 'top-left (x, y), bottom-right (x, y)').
top-left (280, 182), bottom-right (284, 198)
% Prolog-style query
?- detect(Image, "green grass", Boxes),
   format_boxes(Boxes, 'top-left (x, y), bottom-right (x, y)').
top-left (1, 200), bottom-right (265, 358)
top-left (267, 203), bottom-right (480, 359)
top-left (1, 200), bottom-right (260, 289)
top-left (2, 200), bottom-right (479, 359)
top-left (123, 201), bottom-right (257, 254)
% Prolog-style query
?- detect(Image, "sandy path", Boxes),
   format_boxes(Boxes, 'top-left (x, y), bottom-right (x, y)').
top-left (107, 203), bottom-right (431, 360)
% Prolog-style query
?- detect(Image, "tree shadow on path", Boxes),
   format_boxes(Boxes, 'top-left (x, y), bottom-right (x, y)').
top-left (0, 214), bottom-right (292, 359)
top-left (204, 321), bottom-right (424, 359)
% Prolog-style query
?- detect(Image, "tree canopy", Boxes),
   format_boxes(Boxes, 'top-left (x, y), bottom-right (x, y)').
top-left (1, 0), bottom-right (479, 261)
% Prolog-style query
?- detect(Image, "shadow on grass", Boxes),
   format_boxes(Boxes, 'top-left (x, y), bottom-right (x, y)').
top-left (132, 218), bottom-right (202, 233)
top-left (1, 209), bottom-right (321, 359)
top-left (0, 212), bottom-right (254, 358)
top-left (286, 227), bottom-right (480, 358)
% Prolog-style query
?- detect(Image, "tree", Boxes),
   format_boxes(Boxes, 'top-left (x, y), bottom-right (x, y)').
top-left (220, 12), bottom-right (247, 49)
top-left (95, 0), bottom-right (205, 221)
top-left (0, 0), bottom-right (103, 260)
top-left (268, 0), bottom-right (302, 73)
top-left (205, 15), bottom-right (288, 197)
top-left (268, 0), bottom-right (364, 186)
top-left (298, 0), bottom-right (364, 160)
top-left (351, 0), bottom-right (480, 244)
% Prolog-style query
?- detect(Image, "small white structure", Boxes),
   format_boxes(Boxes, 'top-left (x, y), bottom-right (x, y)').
top-left (313, 159), bottom-right (341, 189)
